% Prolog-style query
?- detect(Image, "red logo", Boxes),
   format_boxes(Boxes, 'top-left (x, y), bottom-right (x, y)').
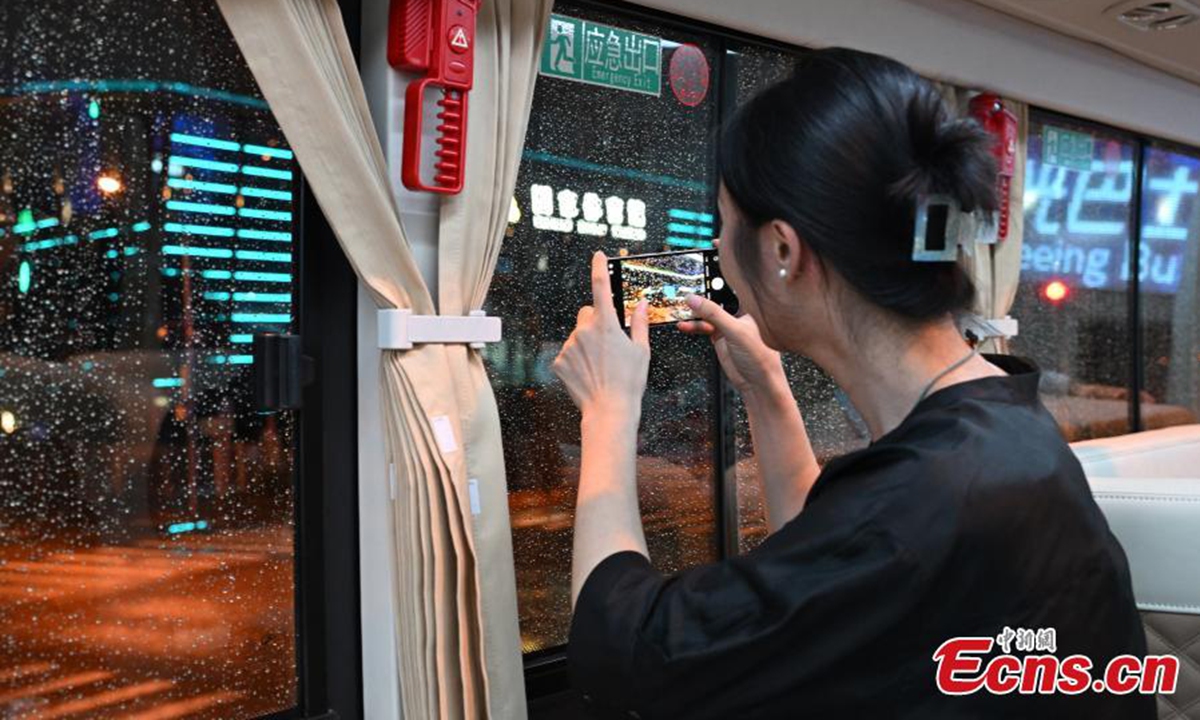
top-left (933, 631), bottom-right (1179, 695)
top-left (668, 43), bottom-right (709, 107)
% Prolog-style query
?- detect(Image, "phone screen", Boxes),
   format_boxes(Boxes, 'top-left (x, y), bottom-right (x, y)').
top-left (608, 249), bottom-right (735, 328)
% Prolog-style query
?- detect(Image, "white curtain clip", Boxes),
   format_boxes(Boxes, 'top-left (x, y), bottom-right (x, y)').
top-left (377, 309), bottom-right (502, 350)
top-left (958, 313), bottom-right (1019, 341)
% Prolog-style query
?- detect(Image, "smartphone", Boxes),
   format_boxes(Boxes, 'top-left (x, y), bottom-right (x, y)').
top-left (607, 248), bottom-right (737, 328)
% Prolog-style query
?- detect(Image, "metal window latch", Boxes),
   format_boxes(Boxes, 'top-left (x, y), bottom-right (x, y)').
top-left (377, 309), bottom-right (501, 350)
top-left (252, 333), bottom-right (316, 411)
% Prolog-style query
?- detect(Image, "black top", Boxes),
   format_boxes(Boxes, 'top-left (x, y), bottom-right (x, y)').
top-left (568, 355), bottom-right (1153, 719)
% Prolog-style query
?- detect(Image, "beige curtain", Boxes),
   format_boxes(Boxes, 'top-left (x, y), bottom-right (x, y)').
top-left (217, 0), bottom-right (548, 717)
top-left (436, 0), bottom-right (552, 718)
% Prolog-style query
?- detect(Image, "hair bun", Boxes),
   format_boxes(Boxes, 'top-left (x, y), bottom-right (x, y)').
top-left (891, 87), bottom-right (999, 215)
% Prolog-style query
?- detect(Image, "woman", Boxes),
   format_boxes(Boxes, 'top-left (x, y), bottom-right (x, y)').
top-left (551, 48), bottom-right (1152, 718)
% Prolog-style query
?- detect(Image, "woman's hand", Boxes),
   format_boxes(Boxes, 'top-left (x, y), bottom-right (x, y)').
top-left (553, 251), bottom-right (651, 419)
top-left (678, 294), bottom-right (786, 401)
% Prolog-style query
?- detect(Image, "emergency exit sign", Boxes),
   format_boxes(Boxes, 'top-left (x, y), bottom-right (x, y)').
top-left (540, 14), bottom-right (663, 96)
top-left (1042, 125), bottom-right (1095, 172)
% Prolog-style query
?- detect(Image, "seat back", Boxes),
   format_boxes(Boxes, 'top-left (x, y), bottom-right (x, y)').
top-left (1073, 430), bottom-right (1200, 719)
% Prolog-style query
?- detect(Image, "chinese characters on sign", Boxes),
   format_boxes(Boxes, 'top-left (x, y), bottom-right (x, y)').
top-left (529, 183), bottom-right (649, 242)
top-left (1022, 144), bottom-right (1199, 294)
top-left (540, 14), bottom-right (663, 96)
top-left (1043, 125), bottom-right (1095, 172)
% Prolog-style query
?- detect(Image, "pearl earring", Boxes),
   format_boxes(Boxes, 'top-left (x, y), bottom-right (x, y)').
top-left (778, 267), bottom-right (787, 279)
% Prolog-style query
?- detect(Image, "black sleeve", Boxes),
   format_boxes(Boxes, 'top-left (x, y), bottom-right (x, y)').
top-left (566, 520), bottom-right (921, 719)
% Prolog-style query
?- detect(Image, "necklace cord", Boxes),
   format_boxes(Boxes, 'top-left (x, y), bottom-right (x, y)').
top-left (913, 345), bottom-right (981, 412)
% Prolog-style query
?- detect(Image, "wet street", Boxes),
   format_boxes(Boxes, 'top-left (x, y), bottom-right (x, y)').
top-left (0, 526), bottom-right (296, 719)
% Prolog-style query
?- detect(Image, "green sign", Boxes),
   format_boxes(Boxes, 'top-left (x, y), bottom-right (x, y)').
top-left (1042, 125), bottom-right (1095, 172)
top-left (540, 14), bottom-right (662, 96)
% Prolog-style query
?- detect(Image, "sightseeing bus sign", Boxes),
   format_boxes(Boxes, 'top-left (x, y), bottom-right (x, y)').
top-left (1022, 139), bottom-right (1199, 295)
top-left (540, 14), bottom-right (663, 96)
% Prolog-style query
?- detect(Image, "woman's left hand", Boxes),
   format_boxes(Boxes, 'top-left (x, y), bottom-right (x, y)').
top-left (552, 251), bottom-right (651, 419)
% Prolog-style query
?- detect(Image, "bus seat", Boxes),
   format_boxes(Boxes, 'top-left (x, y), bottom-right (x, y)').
top-left (1070, 429), bottom-right (1200, 718)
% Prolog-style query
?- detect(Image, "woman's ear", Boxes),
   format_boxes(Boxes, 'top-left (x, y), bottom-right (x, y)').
top-left (764, 219), bottom-right (804, 281)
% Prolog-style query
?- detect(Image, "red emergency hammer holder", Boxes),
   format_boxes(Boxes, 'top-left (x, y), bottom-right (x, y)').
top-left (388, 0), bottom-right (479, 194)
top-left (968, 93), bottom-right (1018, 241)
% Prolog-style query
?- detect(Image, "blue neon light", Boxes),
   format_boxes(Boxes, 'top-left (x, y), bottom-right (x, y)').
top-left (22, 237), bottom-right (65, 252)
top-left (162, 245), bottom-right (233, 259)
top-left (88, 228), bottom-right (120, 240)
top-left (232, 313), bottom-right (291, 324)
top-left (17, 262), bottom-right (30, 293)
top-left (10, 79), bottom-right (269, 110)
top-left (36, 217), bottom-right (60, 230)
top-left (167, 200), bottom-right (236, 216)
top-left (169, 155), bottom-right (239, 173)
top-left (239, 186), bottom-right (291, 201)
top-left (161, 268), bottom-right (180, 277)
top-left (665, 236), bottom-right (712, 249)
top-left (242, 144), bottom-right (293, 160)
top-left (228, 355), bottom-right (254, 365)
top-left (201, 270), bottom-right (233, 280)
top-left (238, 208), bottom-right (291, 222)
top-left (132, 221), bottom-right (152, 232)
top-left (234, 292), bottom-right (291, 303)
top-left (170, 133), bottom-right (240, 152)
top-left (241, 165), bottom-right (292, 181)
top-left (668, 209), bottom-right (715, 223)
top-left (166, 519), bottom-right (208, 534)
top-left (207, 355), bottom-right (228, 364)
top-left (234, 271), bottom-right (291, 283)
top-left (230, 334), bottom-right (254, 343)
top-left (523, 150), bottom-right (708, 192)
top-left (12, 221), bottom-right (36, 234)
top-left (236, 229), bottom-right (291, 242)
top-left (152, 377), bottom-right (184, 388)
top-left (169, 178), bottom-right (238, 194)
top-left (164, 223), bottom-right (236, 238)
top-left (235, 250), bottom-right (292, 263)
top-left (204, 291), bottom-right (232, 301)
top-left (667, 223), bottom-right (714, 237)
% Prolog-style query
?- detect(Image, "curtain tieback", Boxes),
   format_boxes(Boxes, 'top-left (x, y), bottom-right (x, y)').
top-left (958, 314), bottom-right (1019, 341)
top-left (377, 308), bottom-right (501, 350)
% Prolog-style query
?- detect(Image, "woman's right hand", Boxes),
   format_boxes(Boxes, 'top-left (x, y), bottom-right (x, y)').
top-left (678, 293), bottom-right (787, 400)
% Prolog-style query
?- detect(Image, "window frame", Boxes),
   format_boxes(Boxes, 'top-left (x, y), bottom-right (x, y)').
top-left (275, 0), bottom-right (364, 718)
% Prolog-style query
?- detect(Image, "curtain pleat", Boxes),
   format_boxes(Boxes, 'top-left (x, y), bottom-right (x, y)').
top-left (436, 1), bottom-right (553, 717)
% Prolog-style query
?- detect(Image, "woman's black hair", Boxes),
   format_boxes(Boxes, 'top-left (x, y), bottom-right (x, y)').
top-left (718, 47), bottom-right (999, 323)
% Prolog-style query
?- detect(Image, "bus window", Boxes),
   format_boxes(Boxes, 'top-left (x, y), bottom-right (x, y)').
top-left (486, 3), bottom-right (721, 654)
top-left (1010, 113), bottom-right (1138, 441)
top-left (724, 44), bottom-right (872, 554)
top-left (1, 2), bottom-right (299, 717)
top-left (1140, 145), bottom-right (1200, 428)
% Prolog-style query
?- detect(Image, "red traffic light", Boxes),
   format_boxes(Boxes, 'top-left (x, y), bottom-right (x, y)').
top-left (1043, 280), bottom-right (1070, 303)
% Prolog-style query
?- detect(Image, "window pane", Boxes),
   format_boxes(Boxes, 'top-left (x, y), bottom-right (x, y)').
top-left (1010, 113), bottom-right (1135, 441)
top-left (487, 4), bottom-right (721, 653)
top-left (1140, 145), bottom-right (1200, 428)
top-left (725, 45), bottom-right (871, 554)
top-left (1, 2), bottom-right (298, 717)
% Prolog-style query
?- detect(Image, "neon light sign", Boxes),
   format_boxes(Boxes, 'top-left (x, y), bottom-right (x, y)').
top-left (1021, 145), bottom-right (1199, 294)
top-left (529, 183), bottom-right (648, 241)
